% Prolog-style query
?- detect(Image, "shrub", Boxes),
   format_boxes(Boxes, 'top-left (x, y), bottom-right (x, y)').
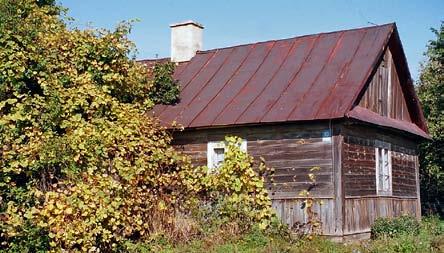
top-left (191, 136), bottom-right (275, 236)
top-left (371, 215), bottom-right (420, 238)
top-left (0, 1), bottom-right (272, 251)
top-left (205, 137), bottom-right (274, 229)
top-left (0, 0), bottom-right (276, 251)
top-left (421, 215), bottom-right (444, 236)
top-left (0, 221), bottom-right (49, 253)
top-left (148, 62), bottom-right (180, 105)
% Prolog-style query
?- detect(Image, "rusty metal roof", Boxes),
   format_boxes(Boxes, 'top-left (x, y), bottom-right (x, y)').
top-left (145, 23), bottom-right (428, 138)
top-left (346, 107), bottom-right (430, 139)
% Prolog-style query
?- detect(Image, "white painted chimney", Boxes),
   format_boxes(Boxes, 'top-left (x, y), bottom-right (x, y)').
top-left (170, 20), bottom-right (203, 62)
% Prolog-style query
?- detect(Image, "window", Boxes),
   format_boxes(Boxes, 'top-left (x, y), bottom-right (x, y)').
top-left (212, 147), bottom-right (225, 168)
top-left (375, 147), bottom-right (392, 195)
top-left (207, 139), bottom-right (247, 170)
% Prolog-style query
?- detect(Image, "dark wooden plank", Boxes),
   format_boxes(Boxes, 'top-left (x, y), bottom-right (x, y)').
top-left (265, 159), bottom-right (332, 169)
top-left (333, 133), bottom-right (344, 236)
top-left (270, 174), bottom-right (332, 184)
top-left (415, 155), bottom-right (421, 219)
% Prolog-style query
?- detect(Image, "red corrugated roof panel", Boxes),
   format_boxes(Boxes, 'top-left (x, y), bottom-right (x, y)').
top-left (182, 46), bottom-right (252, 127)
top-left (146, 23), bottom-right (428, 138)
top-left (317, 25), bottom-right (393, 119)
top-left (213, 40), bottom-right (291, 125)
top-left (289, 29), bottom-right (365, 120)
top-left (189, 42), bottom-right (272, 126)
top-left (237, 36), bottom-right (317, 124)
top-left (261, 32), bottom-right (342, 122)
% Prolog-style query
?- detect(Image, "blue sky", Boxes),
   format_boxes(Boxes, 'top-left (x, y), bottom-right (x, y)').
top-left (60, 0), bottom-right (442, 81)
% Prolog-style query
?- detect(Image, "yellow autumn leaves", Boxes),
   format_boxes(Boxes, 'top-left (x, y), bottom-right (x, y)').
top-left (203, 136), bottom-right (275, 230)
top-left (0, 1), bottom-right (275, 251)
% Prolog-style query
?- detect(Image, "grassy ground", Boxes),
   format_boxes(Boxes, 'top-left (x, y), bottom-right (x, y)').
top-left (130, 216), bottom-right (444, 253)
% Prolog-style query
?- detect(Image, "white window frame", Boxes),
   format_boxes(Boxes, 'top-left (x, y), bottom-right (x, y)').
top-left (207, 139), bottom-right (247, 170)
top-left (375, 146), bottom-right (392, 196)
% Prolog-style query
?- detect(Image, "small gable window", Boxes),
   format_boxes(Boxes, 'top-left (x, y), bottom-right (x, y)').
top-left (375, 146), bottom-right (392, 195)
top-left (207, 139), bottom-right (247, 170)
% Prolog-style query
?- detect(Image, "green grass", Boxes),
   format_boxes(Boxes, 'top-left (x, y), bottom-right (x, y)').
top-left (124, 217), bottom-right (444, 253)
top-left (359, 216), bottom-right (444, 253)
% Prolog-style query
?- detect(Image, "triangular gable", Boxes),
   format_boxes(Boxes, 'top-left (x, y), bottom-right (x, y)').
top-left (353, 26), bottom-right (428, 135)
top-left (358, 47), bottom-right (411, 122)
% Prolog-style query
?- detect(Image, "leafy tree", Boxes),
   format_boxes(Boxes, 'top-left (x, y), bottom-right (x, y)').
top-left (0, 1), bottom-right (272, 251)
top-left (0, 0), bottom-right (189, 251)
top-left (149, 62), bottom-right (180, 105)
top-left (417, 21), bottom-right (444, 217)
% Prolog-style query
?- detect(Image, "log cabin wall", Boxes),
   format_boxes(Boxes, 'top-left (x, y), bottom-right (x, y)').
top-left (391, 152), bottom-right (417, 197)
top-left (340, 123), bottom-right (420, 237)
top-left (172, 121), bottom-right (421, 238)
top-left (172, 122), bottom-right (341, 236)
top-left (343, 141), bottom-right (376, 196)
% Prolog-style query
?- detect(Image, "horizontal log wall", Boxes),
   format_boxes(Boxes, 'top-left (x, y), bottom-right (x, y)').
top-left (172, 122), bottom-right (337, 235)
top-left (173, 123), bottom-right (334, 198)
top-left (343, 142), bottom-right (376, 196)
top-left (341, 123), bottom-right (420, 236)
top-left (173, 121), bottom-right (421, 238)
top-left (251, 137), bottom-right (333, 198)
top-left (343, 134), bottom-right (418, 198)
top-left (392, 151), bottom-right (417, 197)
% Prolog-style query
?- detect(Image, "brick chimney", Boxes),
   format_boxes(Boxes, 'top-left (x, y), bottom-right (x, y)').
top-left (170, 20), bottom-right (203, 62)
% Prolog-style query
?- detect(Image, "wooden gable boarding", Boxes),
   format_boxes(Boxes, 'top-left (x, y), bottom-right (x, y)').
top-left (358, 49), bottom-right (411, 122)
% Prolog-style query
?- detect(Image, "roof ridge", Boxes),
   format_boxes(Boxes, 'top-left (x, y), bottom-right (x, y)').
top-left (138, 23), bottom-right (395, 62)
top-left (197, 23), bottom-right (395, 54)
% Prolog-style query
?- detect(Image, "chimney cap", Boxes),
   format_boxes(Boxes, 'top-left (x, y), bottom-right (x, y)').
top-left (170, 20), bottom-right (204, 29)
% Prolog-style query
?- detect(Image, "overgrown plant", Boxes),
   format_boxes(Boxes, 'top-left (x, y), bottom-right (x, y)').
top-left (0, 2), bottom-right (274, 251)
top-left (197, 136), bottom-right (275, 234)
top-left (0, 0), bottom-right (196, 251)
top-left (294, 166), bottom-right (323, 237)
top-left (371, 215), bottom-right (420, 239)
top-left (149, 62), bottom-right (180, 105)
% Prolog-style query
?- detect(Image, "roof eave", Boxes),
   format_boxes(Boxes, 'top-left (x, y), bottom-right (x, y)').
top-left (346, 106), bottom-right (431, 140)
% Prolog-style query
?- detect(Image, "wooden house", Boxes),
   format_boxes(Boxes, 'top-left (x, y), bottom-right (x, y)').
top-left (142, 22), bottom-right (430, 240)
